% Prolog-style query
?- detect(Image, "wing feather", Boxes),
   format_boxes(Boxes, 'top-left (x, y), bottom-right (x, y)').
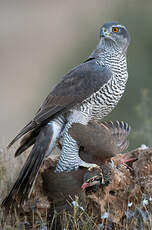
top-left (8, 59), bottom-right (112, 148)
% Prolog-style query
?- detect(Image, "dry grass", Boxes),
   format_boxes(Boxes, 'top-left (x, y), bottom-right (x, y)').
top-left (0, 197), bottom-right (152, 230)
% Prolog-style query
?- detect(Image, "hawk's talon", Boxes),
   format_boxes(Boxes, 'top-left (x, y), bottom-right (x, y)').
top-left (78, 161), bottom-right (105, 183)
top-left (99, 169), bottom-right (105, 184)
top-left (88, 164), bottom-right (101, 171)
top-left (87, 164), bottom-right (105, 185)
top-left (79, 161), bottom-right (100, 171)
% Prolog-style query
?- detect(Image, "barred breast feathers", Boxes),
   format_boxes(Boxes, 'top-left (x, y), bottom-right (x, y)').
top-left (79, 52), bottom-right (128, 119)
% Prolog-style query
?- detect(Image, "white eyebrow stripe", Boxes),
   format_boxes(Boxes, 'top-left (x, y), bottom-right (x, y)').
top-left (113, 24), bottom-right (126, 29)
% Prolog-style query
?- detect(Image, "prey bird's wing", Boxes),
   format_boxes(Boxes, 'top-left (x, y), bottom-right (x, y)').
top-left (69, 120), bottom-right (131, 162)
top-left (8, 59), bottom-right (112, 148)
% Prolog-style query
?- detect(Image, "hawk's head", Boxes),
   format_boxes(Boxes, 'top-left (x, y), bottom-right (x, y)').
top-left (100, 21), bottom-right (130, 52)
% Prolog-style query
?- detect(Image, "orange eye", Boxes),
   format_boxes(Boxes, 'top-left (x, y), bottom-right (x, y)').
top-left (112, 27), bottom-right (119, 33)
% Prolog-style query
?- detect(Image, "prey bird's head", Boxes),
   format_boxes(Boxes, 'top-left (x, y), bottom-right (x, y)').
top-left (99, 21), bottom-right (130, 52)
top-left (81, 169), bottom-right (103, 191)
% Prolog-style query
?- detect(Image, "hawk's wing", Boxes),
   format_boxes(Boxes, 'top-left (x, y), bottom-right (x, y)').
top-left (8, 59), bottom-right (112, 147)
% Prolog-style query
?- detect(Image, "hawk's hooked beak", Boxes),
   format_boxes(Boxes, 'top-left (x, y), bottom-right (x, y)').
top-left (100, 28), bottom-right (112, 39)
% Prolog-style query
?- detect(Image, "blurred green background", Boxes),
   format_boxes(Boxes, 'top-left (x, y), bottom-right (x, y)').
top-left (1, 0), bottom-right (152, 150)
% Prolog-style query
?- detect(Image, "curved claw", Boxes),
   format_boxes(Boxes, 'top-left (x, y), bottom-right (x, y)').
top-left (88, 164), bottom-right (101, 171)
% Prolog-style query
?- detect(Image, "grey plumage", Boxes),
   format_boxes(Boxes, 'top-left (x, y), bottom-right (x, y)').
top-left (2, 21), bottom-right (130, 207)
top-left (56, 22), bottom-right (130, 171)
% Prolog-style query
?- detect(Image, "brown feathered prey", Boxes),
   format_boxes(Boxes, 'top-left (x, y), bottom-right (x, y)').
top-left (40, 120), bottom-right (131, 229)
top-left (69, 120), bottom-right (130, 164)
top-left (42, 167), bottom-right (103, 230)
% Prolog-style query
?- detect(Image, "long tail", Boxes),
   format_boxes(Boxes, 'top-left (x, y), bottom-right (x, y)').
top-left (1, 122), bottom-right (59, 211)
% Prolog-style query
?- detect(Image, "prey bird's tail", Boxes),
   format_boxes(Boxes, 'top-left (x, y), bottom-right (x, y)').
top-left (1, 123), bottom-right (58, 212)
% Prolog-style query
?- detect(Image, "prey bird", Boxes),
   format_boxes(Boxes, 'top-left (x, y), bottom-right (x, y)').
top-left (42, 120), bottom-right (131, 229)
top-left (1, 21), bottom-right (130, 208)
